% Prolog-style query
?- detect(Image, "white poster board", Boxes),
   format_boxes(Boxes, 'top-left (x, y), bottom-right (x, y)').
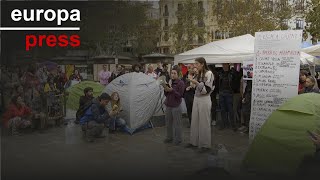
top-left (249, 30), bottom-right (302, 140)
top-left (243, 59), bottom-right (254, 80)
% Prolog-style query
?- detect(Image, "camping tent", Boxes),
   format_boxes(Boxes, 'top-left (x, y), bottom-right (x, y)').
top-left (103, 72), bottom-right (166, 133)
top-left (244, 93), bottom-right (320, 175)
top-left (174, 34), bottom-right (255, 64)
top-left (174, 34), bottom-right (319, 66)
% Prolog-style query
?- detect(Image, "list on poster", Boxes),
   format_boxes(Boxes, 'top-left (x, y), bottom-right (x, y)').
top-left (249, 30), bottom-right (302, 140)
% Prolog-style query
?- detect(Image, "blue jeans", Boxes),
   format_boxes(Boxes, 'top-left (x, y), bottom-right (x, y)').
top-left (109, 117), bottom-right (126, 131)
top-left (219, 92), bottom-right (235, 128)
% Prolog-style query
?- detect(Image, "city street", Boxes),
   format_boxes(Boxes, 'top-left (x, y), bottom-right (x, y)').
top-left (2, 111), bottom-right (249, 180)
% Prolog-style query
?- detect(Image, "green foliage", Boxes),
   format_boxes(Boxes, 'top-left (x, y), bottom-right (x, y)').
top-left (80, 1), bottom-right (160, 56)
top-left (212, 0), bottom-right (293, 36)
top-left (170, 0), bottom-right (206, 54)
top-left (306, 0), bottom-right (320, 39)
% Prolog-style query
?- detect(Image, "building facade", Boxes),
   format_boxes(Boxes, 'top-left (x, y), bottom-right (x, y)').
top-left (158, 0), bottom-right (219, 54)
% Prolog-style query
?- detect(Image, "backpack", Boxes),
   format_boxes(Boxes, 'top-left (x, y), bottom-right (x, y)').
top-left (76, 100), bottom-right (93, 121)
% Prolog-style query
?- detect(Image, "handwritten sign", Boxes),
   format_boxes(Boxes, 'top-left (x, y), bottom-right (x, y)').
top-left (249, 30), bottom-right (302, 140)
top-left (243, 60), bottom-right (254, 80)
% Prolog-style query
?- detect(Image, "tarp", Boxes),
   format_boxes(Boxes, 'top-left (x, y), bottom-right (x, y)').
top-left (244, 93), bottom-right (320, 175)
top-left (174, 34), bottom-right (319, 66)
top-left (103, 72), bottom-right (166, 133)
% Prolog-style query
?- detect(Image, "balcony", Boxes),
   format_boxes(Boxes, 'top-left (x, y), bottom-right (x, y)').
top-left (163, 12), bottom-right (169, 17)
top-left (163, 26), bottom-right (169, 31)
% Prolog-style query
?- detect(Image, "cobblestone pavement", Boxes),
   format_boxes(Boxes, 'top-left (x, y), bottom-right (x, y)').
top-left (2, 110), bottom-right (250, 180)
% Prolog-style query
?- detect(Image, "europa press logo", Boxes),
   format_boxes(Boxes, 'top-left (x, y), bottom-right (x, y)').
top-left (0, 8), bottom-right (81, 51)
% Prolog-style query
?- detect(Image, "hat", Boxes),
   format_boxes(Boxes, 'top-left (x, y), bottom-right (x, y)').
top-left (99, 93), bottom-right (111, 100)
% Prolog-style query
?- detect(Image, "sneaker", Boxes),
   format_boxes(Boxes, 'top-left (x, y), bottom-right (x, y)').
top-left (163, 138), bottom-right (173, 143)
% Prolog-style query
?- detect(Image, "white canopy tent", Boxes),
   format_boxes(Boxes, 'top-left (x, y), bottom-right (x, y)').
top-left (174, 34), bottom-right (319, 66)
top-left (174, 34), bottom-right (255, 64)
top-left (301, 44), bottom-right (320, 56)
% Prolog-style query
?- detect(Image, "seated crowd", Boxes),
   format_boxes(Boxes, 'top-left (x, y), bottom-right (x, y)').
top-left (1, 64), bottom-right (68, 135)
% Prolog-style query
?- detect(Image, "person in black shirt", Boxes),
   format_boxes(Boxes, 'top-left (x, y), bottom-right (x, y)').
top-left (218, 63), bottom-right (237, 131)
top-left (159, 63), bottom-right (170, 83)
top-left (75, 87), bottom-right (94, 124)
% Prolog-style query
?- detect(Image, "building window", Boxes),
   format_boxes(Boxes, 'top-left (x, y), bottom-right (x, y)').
top-left (164, 19), bottom-right (169, 31)
top-left (215, 30), bottom-right (222, 39)
top-left (163, 48), bottom-right (169, 54)
top-left (178, 3), bottom-right (183, 11)
top-left (264, 0), bottom-right (274, 13)
top-left (295, 0), bottom-right (305, 11)
top-left (296, 19), bottom-right (304, 29)
top-left (164, 5), bottom-right (169, 17)
top-left (164, 33), bottom-right (169, 41)
top-left (198, 19), bottom-right (205, 27)
top-left (198, 36), bottom-right (204, 44)
top-left (198, 1), bottom-right (204, 11)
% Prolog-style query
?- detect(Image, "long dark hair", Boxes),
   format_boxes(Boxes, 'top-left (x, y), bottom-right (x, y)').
top-left (195, 57), bottom-right (209, 81)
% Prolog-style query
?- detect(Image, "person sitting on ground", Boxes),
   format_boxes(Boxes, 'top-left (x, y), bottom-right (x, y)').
top-left (107, 92), bottom-right (126, 134)
top-left (79, 93), bottom-right (117, 142)
top-left (2, 96), bottom-right (32, 135)
top-left (75, 87), bottom-right (94, 124)
top-left (299, 70), bottom-right (308, 94)
top-left (31, 90), bottom-right (47, 132)
top-left (303, 76), bottom-right (320, 94)
top-left (12, 84), bottom-right (26, 101)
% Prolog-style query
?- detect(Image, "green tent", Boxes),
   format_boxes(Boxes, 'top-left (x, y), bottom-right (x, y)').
top-left (244, 93), bottom-right (320, 175)
top-left (66, 81), bottom-right (104, 110)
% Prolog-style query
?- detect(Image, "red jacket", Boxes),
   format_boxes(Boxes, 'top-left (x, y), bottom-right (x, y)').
top-left (2, 104), bottom-right (32, 128)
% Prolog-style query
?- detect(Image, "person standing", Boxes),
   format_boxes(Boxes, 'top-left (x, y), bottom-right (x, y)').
top-left (146, 65), bottom-right (158, 79)
top-left (163, 65), bottom-right (185, 145)
top-left (218, 63), bottom-right (237, 131)
top-left (208, 65), bottom-right (219, 126)
top-left (99, 65), bottom-right (111, 86)
top-left (186, 57), bottom-right (214, 153)
top-left (184, 67), bottom-right (197, 127)
top-left (159, 63), bottom-right (170, 82)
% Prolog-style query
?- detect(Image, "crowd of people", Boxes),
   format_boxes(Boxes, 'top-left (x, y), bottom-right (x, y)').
top-left (1, 64), bottom-right (70, 135)
top-left (2, 60), bottom-right (320, 152)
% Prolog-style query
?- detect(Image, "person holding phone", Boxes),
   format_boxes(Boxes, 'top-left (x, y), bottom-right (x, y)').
top-left (108, 92), bottom-right (126, 134)
top-left (163, 65), bottom-right (185, 145)
top-left (186, 57), bottom-right (214, 153)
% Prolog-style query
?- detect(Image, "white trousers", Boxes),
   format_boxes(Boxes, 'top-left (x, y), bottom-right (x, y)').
top-left (190, 95), bottom-right (212, 148)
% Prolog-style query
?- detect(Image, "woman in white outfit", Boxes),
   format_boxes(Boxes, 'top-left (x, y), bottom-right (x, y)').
top-left (186, 57), bottom-right (214, 153)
